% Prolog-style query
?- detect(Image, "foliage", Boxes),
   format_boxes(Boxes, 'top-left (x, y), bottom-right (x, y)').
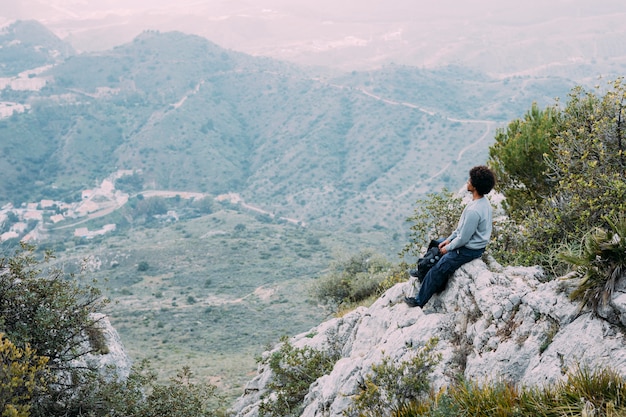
top-left (400, 189), bottom-right (463, 262)
top-left (488, 79), bottom-right (626, 270)
top-left (43, 359), bottom-right (223, 417)
top-left (132, 196), bottom-right (169, 218)
top-left (258, 337), bottom-right (340, 417)
top-left (137, 261), bottom-right (150, 272)
top-left (488, 102), bottom-right (560, 218)
top-left (399, 366), bottom-right (626, 417)
top-left (487, 216), bottom-right (532, 267)
top-left (0, 334), bottom-right (49, 417)
top-left (115, 172), bottom-right (144, 194)
top-left (546, 365), bottom-right (626, 416)
top-left (135, 366), bottom-right (221, 417)
top-left (378, 262), bottom-right (411, 293)
top-left (561, 215), bottom-right (626, 314)
top-left (0, 243), bottom-right (111, 413)
top-left (310, 249), bottom-right (394, 310)
top-left (0, 243), bottom-right (224, 416)
top-left (348, 338), bottom-right (441, 417)
top-left (445, 379), bottom-right (540, 417)
top-left (548, 81), bottom-right (626, 226)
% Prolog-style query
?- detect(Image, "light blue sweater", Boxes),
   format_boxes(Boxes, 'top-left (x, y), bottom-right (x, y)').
top-left (446, 196), bottom-right (492, 251)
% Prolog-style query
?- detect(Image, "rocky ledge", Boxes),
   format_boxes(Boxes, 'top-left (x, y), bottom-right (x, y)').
top-left (231, 256), bottom-right (626, 416)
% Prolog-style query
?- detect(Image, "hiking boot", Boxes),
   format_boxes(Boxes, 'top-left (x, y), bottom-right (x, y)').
top-left (404, 297), bottom-right (422, 308)
top-left (409, 269), bottom-right (419, 278)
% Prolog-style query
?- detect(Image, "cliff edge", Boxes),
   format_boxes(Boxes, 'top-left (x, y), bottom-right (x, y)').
top-left (231, 256), bottom-right (626, 416)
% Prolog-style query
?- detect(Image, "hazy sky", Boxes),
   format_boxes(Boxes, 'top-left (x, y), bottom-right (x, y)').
top-left (2, 0), bottom-right (625, 74)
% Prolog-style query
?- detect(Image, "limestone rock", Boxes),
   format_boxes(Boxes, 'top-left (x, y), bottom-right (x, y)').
top-left (71, 313), bottom-right (133, 380)
top-left (230, 258), bottom-right (626, 417)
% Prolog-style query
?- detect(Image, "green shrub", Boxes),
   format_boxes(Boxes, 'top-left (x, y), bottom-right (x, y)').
top-left (400, 366), bottom-right (626, 417)
top-left (310, 250), bottom-right (394, 310)
top-left (56, 360), bottom-right (223, 417)
top-left (378, 263), bottom-right (411, 293)
top-left (0, 334), bottom-right (49, 417)
top-left (135, 366), bottom-right (221, 417)
top-left (401, 189), bottom-right (463, 262)
top-left (115, 172), bottom-right (144, 193)
top-left (258, 337), bottom-right (340, 417)
top-left (349, 338), bottom-right (441, 417)
top-left (561, 215), bottom-right (626, 314)
top-left (0, 243), bottom-right (111, 415)
top-left (487, 79), bottom-right (626, 272)
top-left (488, 102), bottom-right (559, 220)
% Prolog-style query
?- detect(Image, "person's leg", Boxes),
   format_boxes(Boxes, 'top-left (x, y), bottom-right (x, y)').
top-left (414, 252), bottom-right (461, 305)
top-left (406, 246), bottom-right (483, 307)
top-left (409, 238), bottom-right (445, 279)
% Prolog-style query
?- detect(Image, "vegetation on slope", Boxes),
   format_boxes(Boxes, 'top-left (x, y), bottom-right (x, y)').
top-left (397, 365), bottom-right (626, 417)
top-left (487, 78), bottom-right (626, 311)
top-left (3, 21), bottom-right (626, 417)
top-left (0, 20), bottom-right (74, 77)
top-left (0, 22), bottom-right (578, 232)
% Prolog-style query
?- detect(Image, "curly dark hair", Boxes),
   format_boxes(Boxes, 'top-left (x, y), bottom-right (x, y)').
top-left (469, 165), bottom-right (496, 196)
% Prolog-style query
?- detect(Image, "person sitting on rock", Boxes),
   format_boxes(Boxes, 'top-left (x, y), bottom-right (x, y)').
top-left (405, 165), bottom-right (496, 308)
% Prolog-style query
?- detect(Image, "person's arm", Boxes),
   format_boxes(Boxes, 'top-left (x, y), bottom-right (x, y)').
top-left (446, 209), bottom-right (480, 251)
top-left (443, 224), bottom-right (460, 252)
top-left (438, 239), bottom-right (450, 254)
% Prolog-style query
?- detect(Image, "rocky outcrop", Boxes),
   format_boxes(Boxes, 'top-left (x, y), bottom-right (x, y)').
top-left (230, 256), bottom-right (626, 417)
top-left (71, 313), bottom-right (133, 380)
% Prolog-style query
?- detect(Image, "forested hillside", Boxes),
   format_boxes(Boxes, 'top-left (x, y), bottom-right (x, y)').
top-left (0, 20), bottom-right (576, 232)
top-left (0, 19), bottom-right (604, 408)
top-left (2, 18), bottom-right (626, 416)
top-left (0, 20), bottom-right (74, 76)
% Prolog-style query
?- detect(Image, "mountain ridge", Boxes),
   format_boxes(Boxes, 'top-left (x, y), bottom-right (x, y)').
top-left (6, 1), bottom-right (626, 78)
top-left (0, 20), bottom-right (579, 233)
top-left (2, 18), bottom-right (625, 409)
top-left (0, 19), bottom-right (74, 76)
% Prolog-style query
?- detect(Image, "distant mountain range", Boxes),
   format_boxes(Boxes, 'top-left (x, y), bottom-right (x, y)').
top-left (0, 20), bottom-right (73, 76)
top-left (0, 20), bottom-right (585, 233)
top-left (2, 18), bottom-right (623, 401)
top-left (4, 1), bottom-right (626, 78)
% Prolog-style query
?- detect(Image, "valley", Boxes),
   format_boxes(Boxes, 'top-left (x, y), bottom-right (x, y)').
top-left (0, 17), bottom-right (622, 405)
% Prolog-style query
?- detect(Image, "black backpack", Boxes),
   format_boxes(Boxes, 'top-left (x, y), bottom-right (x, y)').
top-left (416, 240), bottom-right (442, 281)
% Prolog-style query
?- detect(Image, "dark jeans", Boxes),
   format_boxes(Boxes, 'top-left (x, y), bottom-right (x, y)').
top-left (413, 241), bottom-right (485, 307)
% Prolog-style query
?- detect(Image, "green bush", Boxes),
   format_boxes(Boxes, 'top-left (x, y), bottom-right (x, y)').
top-left (258, 337), bottom-right (340, 417)
top-left (51, 360), bottom-right (223, 417)
top-left (561, 215), bottom-right (626, 314)
top-left (135, 366), bottom-right (221, 417)
top-left (349, 338), bottom-right (441, 417)
top-left (488, 102), bottom-right (559, 219)
top-left (401, 189), bottom-right (463, 262)
top-left (0, 243), bottom-right (110, 415)
top-left (378, 262), bottom-right (411, 293)
top-left (115, 172), bottom-right (144, 193)
top-left (487, 79), bottom-right (626, 272)
top-left (310, 250), bottom-right (394, 310)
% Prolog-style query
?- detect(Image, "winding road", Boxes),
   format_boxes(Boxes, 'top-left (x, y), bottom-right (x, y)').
top-left (349, 87), bottom-right (499, 199)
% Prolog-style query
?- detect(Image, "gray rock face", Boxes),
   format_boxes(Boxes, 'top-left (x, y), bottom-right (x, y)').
top-left (72, 313), bottom-right (133, 380)
top-left (230, 257), bottom-right (626, 417)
